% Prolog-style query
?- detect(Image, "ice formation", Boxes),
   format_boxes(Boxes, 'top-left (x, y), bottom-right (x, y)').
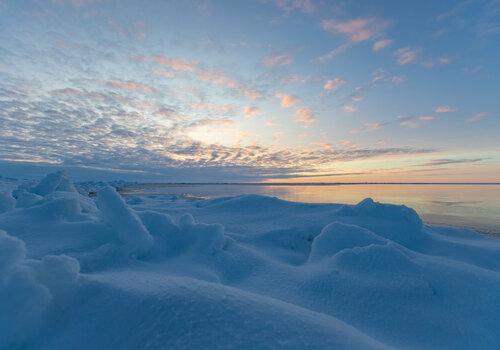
top-left (1, 171), bottom-right (500, 349)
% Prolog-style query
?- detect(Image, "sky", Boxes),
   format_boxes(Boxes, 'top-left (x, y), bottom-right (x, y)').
top-left (0, 0), bottom-right (499, 182)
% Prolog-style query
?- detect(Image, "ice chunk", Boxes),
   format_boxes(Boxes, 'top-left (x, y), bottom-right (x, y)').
top-left (15, 189), bottom-right (43, 208)
top-left (31, 171), bottom-right (76, 196)
top-left (97, 186), bottom-right (153, 258)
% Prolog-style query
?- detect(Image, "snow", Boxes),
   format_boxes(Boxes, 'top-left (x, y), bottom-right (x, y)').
top-left (1, 172), bottom-right (500, 349)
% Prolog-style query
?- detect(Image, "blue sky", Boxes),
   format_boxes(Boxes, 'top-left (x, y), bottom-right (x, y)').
top-left (0, 0), bottom-right (499, 182)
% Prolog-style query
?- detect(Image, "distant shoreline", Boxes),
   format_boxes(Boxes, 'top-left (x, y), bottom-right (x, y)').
top-left (124, 182), bottom-right (500, 186)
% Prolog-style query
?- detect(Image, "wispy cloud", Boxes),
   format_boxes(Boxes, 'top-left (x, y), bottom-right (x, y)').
top-left (295, 107), bottom-right (315, 126)
top-left (313, 43), bottom-right (350, 64)
top-left (324, 78), bottom-right (346, 91)
top-left (276, 93), bottom-right (298, 107)
top-left (395, 47), bottom-right (421, 65)
top-left (195, 69), bottom-right (263, 100)
top-left (191, 102), bottom-right (236, 115)
top-left (343, 105), bottom-right (357, 113)
top-left (105, 79), bottom-right (156, 93)
top-left (435, 105), bottom-right (458, 113)
top-left (262, 53), bottom-right (294, 67)
top-left (420, 158), bottom-right (487, 166)
top-left (270, 0), bottom-right (316, 13)
top-left (398, 115), bottom-right (434, 128)
top-left (372, 38), bottom-right (392, 51)
top-left (321, 17), bottom-right (389, 42)
top-left (466, 112), bottom-right (489, 123)
top-left (350, 122), bottom-right (386, 133)
top-left (372, 69), bottom-right (404, 83)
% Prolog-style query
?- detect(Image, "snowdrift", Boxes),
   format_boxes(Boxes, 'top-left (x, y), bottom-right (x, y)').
top-left (1, 172), bottom-right (500, 349)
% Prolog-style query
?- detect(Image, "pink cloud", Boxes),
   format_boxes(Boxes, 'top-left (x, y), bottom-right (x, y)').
top-left (321, 17), bottom-right (388, 42)
top-left (276, 93), bottom-right (299, 107)
top-left (435, 105), bottom-right (458, 113)
top-left (153, 56), bottom-right (199, 72)
top-left (243, 106), bottom-right (261, 118)
top-left (323, 78), bottom-right (346, 91)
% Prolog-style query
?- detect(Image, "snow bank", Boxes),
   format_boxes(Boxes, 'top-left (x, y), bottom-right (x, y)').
top-left (1, 172), bottom-right (500, 349)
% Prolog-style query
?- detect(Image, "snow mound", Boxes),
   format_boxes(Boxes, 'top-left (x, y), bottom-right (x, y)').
top-left (0, 230), bottom-right (80, 349)
top-left (309, 222), bottom-right (386, 262)
top-left (0, 191), bottom-right (15, 213)
top-left (337, 198), bottom-right (423, 247)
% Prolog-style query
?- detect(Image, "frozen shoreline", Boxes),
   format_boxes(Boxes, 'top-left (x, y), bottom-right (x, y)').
top-left (1, 172), bottom-right (500, 349)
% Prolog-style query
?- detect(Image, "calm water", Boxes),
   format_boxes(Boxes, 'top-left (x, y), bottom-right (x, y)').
top-left (122, 184), bottom-right (500, 235)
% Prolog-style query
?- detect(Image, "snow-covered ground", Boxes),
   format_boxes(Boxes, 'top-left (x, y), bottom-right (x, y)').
top-left (1, 172), bottom-right (500, 349)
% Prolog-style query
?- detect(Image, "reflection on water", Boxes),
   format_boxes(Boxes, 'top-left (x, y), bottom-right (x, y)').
top-left (122, 184), bottom-right (500, 235)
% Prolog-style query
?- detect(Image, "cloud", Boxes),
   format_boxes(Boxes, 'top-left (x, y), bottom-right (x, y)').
top-left (262, 53), bottom-right (294, 67)
top-left (435, 105), bottom-right (458, 113)
top-left (372, 39), bottom-right (392, 51)
top-left (270, 0), bottom-right (316, 13)
top-left (191, 102), bottom-right (236, 115)
top-left (195, 69), bottom-right (263, 100)
top-left (143, 55), bottom-right (262, 101)
top-left (294, 107), bottom-right (315, 126)
top-left (371, 69), bottom-right (404, 83)
top-left (324, 78), bottom-right (346, 91)
top-left (398, 115), bottom-right (434, 128)
top-left (186, 117), bottom-right (235, 129)
top-left (276, 93), bottom-right (298, 107)
top-left (313, 43), bottom-right (350, 64)
top-left (266, 119), bottom-right (278, 127)
top-left (395, 47), bottom-right (421, 65)
top-left (152, 55), bottom-right (199, 72)
top-left (466, 112), bottom-right (489, 123)
top-left (243, 106), bottom-right (261, 118)
top-left (343, 105), bottom-right (357, 113)
top-left (422, 56), bottom-right (452, 68)
top-left (321, 17), bottom-right (388, 42)
top-left (350, 122), bottom-right (386, 133)
top-left (105, 80), bottom-right (156, 93)
top-left (421, 158), bottom-right (487, 166)
top-left (338, 140), bottom-right (358, 149)
top-left (54, 0), bottom-right (101, 7)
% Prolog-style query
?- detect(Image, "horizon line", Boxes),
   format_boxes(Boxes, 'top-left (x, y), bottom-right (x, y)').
top-left (120, 182), bottom-right (500, 186)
